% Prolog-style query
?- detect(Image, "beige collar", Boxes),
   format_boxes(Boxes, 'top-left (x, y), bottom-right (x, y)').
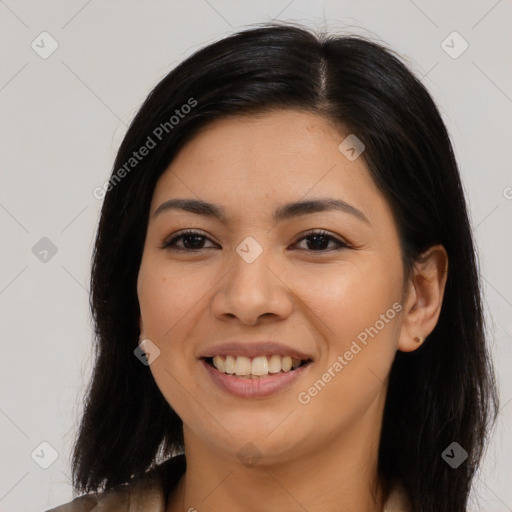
top-left (46, 456), bottom-right (410, 512)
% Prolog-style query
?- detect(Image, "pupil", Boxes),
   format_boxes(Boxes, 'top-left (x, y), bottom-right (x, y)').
top-left (307, 235), bottom-right (328, 251)
top-left (183, 235), bottom-right (204, 249)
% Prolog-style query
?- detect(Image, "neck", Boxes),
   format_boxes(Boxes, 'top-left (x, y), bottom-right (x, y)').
top-left (167, 400), bottom-right (387, 512)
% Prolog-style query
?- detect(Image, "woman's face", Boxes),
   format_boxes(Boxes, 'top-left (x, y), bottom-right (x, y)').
top-left (137, 110), bottom-right (407, 463)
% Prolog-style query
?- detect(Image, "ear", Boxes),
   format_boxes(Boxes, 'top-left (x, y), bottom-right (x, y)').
top-left (398, 244), bottom-right (448, 352)
top-left (138, 316), bottom-right (145, 340)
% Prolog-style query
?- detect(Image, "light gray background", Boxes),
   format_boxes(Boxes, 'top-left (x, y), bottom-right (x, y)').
top-left (0, 1), bottom-right (511, 511)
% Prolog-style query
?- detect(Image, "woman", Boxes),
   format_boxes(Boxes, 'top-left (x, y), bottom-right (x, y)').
top-left (47, 22), bottom-right (498, 512)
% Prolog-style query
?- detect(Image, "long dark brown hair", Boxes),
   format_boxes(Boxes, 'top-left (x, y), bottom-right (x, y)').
top-left (72, 22), bottom-right (498, 512)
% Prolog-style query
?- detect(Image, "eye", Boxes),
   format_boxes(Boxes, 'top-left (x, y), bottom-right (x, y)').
top-left (161, 229), bottom-right (349, 253)
top-left (291, 230), bottom-right (349, 252)
top-left (161, 230), bottom-right (218, 252)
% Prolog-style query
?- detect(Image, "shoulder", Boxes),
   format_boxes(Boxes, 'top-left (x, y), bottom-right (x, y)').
top-left (383, 482), bottom-right (411, 512)
top-left (45, 454), bottom-right (186, 512)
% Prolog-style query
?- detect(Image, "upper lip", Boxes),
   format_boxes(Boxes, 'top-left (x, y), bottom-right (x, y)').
top-left (198, 341), bottom-right (314, 361)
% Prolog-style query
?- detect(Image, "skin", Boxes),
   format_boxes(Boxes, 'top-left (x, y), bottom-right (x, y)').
top-left (137, 110), bottom-right (448, 512)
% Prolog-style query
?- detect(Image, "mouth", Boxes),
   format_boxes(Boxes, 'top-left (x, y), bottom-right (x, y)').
top-left (202, 355), bottom-right (313, 379)
top-left (201, 354), bottom-right (314, 398)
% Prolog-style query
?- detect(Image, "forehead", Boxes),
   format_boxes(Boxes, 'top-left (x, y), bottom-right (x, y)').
top-left (150, 110), bottom-right (387, 225)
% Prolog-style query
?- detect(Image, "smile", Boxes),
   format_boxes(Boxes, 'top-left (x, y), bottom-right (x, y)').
top-left (206, 354), bottom-right (311, 377)
top-left (201, 356), bottom-right (313, 398)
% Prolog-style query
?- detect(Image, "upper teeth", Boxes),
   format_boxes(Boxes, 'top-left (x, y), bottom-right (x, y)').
top-left (212, 355), bottom-right (304, 376)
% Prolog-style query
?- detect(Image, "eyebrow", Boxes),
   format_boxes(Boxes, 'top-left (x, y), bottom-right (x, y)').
top-left (153, 197), bottom-right (370, 225)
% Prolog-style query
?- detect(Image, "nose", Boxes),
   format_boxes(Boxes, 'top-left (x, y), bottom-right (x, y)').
top-left (211, 242), bottom-right (293, 326)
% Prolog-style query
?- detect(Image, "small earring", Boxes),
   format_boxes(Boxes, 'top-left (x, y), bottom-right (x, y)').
top-left (413, 336), bottom-right (424, 344)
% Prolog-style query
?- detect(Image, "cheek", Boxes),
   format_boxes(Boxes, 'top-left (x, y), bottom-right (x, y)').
top-left (287, 255), bottom-right (402, 349)
top-left (137, 262), bottom-right (207, 417)
top-left (138, 262), bottom-right (207, 342)
top-left (289, 257), bottom-right (401, 410)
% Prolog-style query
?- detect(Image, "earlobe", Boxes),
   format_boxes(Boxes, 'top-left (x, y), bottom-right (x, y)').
top-left (397, 244), bottom-right (448, 353)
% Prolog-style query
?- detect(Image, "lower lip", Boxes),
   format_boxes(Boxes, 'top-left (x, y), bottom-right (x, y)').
top-left (201, 359), bottom-right (312, 398)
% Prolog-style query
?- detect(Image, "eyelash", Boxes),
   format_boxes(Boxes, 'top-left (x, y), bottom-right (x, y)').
top-left (161, 229), bottom-right (349, 253)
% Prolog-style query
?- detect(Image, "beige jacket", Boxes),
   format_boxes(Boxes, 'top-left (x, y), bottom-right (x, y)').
top-left (46, 455), bottom-right (410, 512)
